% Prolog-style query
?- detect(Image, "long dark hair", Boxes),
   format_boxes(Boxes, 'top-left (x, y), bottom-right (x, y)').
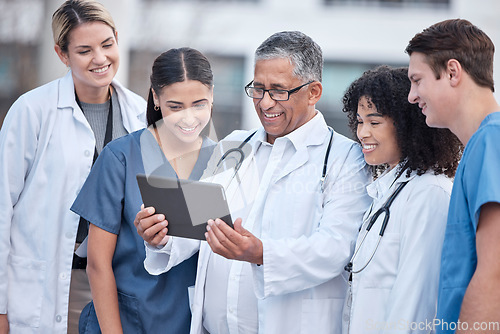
top-left (147, 47), bottom-right (214, 127)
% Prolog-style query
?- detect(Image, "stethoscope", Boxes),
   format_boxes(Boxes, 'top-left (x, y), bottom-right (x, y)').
top-left (212, 127), bottom-right (334, 192)
top-left (344, 179), bottom-right (409, 274)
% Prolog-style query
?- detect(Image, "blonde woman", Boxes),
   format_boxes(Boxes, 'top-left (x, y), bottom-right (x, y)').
top-left (0, 1), bottom-right (146, 332)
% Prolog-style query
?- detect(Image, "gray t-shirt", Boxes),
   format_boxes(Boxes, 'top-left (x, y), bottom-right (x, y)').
top-left (79, 86), bottom-right (127, 153)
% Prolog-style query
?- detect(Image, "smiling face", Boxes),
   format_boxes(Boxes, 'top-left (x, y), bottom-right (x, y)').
top-left (408, 52), bottom-right (455, 128)
top-left (356, 96), bottom-right (401, 169)
top-left (152, 79), bottom-right (213, 146)
top-left (56, 21), bottom-right (119, 103)
top-left (252, 58), bottom-right (319, 144)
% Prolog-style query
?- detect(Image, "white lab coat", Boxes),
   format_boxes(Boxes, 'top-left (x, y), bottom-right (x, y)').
top-left (343, 166), bottom-right (451, 334)
top-left (0, 71), bottom-right (146, 333)
top-left (145, 112), bottom-right (372, 334)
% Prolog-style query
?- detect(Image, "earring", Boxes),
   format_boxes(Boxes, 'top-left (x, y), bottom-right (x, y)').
top-left (154, 105), bottom-right (159, 111)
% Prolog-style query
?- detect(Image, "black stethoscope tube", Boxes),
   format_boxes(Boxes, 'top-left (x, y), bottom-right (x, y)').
top-left (213, 127), bottom-right (334, 190)
top-left (344, 180), bottom-right (409, 274)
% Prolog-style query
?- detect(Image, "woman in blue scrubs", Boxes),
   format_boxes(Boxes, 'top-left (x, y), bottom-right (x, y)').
top-left (71, 48), bottom-right (216, 333)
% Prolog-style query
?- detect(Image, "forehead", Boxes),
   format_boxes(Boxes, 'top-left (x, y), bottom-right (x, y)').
top-left (158, 80), bottom-right (212, 100)
top-left (408, 52), bottom-right (432, 77)
top-left (253, 58), bottom-right (298, 86)
top-left (68, 21), bottom-right (114, 44)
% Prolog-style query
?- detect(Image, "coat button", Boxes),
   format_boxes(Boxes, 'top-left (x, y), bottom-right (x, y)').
top-left (55, 315), bottom-right (62, 322)
top-left (84, 150), bottom-right (91, 157)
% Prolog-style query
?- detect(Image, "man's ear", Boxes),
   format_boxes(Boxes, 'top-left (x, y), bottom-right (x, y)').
top-left (54, 45), bottom-right (69, 67)
top-left (447, 59), bottom-right (462, 87)
top-left (308, 81), bottom-right (322, 105)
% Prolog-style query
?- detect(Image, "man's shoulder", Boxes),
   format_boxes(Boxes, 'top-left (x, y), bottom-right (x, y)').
top-left (464, 113), bottom-right (500, 161)
top-left (330, 130), bottom-right (363, 159)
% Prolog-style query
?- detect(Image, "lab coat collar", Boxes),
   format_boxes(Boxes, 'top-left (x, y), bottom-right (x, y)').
top-left (247, 111), bottom-right (331, 183)
top-left (249, 110), bottom-right (330, 152)
top-left (58, 71), bottom-right (88, 128)
top-left (57, 70), bottom-right (145, 133)
top-left (367, 162), bottom-right (417, 201)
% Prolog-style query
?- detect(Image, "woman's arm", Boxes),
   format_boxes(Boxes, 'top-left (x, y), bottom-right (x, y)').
top-left (87, 224), bottom-right (123, 333)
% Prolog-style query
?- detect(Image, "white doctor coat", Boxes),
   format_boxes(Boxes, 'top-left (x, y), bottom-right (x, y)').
top-left (343, 166), bottom-right (451, 334)
top-left (145, 112), bottom-right (372, 334)
top-left (0, 71), bottom-right (146, 333)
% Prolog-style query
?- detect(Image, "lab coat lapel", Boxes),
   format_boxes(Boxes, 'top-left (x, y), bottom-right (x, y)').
top-left (274, 146), bottom-right (309, 183)
top-left (112, 79), bottom-right (145, 133)
top-left (273, 113), bottom-right (329, 183)
top-left (57, 71), bottom-right (95, 140)
top-left (224, 150), bottom-right (256, 204)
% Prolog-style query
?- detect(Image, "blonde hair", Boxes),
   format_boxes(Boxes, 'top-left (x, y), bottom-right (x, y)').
top-left (52, 0), bottom-right (116, 52)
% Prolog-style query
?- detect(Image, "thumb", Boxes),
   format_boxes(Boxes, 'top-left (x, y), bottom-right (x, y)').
top-left (233, 218), bottom-right (249, 235)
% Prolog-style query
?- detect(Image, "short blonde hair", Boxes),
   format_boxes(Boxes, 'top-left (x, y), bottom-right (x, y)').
top-left (52, 0), bottom-right (116, 52)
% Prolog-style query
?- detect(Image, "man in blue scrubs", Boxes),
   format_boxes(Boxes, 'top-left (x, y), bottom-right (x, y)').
top-left (406, 19), bottom-right (500, 334)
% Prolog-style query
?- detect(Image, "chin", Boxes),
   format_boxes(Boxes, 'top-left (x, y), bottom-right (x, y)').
top-left (425, 117), bottom-right (446, 129)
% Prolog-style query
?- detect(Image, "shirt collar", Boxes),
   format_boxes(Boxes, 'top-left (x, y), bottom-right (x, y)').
top-left (367, 162), bottom-right (417, 200)
top-left (249, 110), bottom-right (330, 153)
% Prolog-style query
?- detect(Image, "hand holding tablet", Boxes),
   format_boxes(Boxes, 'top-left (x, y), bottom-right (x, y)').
top-left (136, 174), bottom-right (233, 240)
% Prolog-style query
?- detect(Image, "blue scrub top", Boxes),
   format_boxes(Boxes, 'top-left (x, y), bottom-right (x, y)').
top-left (71, 128), bottom-right (215, 334)
top-left (436, 112), bottom-right (500, 333)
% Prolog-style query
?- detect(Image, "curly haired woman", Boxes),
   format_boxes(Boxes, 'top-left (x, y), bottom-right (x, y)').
top-left (341, 65), bottom-right (462, 334)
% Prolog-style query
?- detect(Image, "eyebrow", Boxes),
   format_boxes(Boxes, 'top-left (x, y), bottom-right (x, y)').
top-left (357, 112), bottom-right (384, 118)
top-left (75, 36), bottom-right (115, 49)
top-left (166, 98), bottom-right (209, 105)
top-left (252, 81), bottom-right (286, 89)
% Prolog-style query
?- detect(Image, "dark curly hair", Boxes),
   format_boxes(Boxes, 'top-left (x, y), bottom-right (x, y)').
top-left (342, 65), bottom-right (462, 178)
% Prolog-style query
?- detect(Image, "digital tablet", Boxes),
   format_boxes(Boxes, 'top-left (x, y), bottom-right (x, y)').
top-left (136, 174), bottom-right (233, 240)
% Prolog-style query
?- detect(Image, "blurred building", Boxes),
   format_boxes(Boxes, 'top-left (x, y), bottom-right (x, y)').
top-left (1, 0), bottom-right (499, 139)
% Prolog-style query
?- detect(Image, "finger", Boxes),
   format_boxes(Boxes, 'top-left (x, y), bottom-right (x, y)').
top-left (208, 219), bottom-right (238, 253)
top-left (135, 206), bottom-right (153, 228)
top-left (136, 206), bottom-right (156, 223)
top-left (231, 218), bottom-right (247, 235)
top-left (205, 221), bottom-right (225, 253)
top-left (142, 220), bottom-right (168, 243)
top-left (214, 218), bottom-right (244, 243)
top-left (148, 226), bottom-right (170, 247)
top-left (138, 213), bottom-right (166, 233)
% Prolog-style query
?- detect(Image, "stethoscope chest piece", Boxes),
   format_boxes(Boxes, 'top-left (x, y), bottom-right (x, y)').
top-left (344, 180), bottom-right (409, 274)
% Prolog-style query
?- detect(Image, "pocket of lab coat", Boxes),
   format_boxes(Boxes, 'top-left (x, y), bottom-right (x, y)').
top-left (7, 254), bottom-right (47, 327)
top-left (363, 232), bottom-right (400, 289)
top-left (301, 298), bottom-right (343, 334)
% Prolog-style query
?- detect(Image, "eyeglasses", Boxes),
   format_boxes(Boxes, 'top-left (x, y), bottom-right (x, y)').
top-left (244, 80), bottom-right (314, 101)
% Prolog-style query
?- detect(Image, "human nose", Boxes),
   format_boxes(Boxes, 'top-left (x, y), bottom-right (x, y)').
top-left (357, 123), bottom-right (370, 141)
top-left (93, 48), bottom-right (107, 65)
top-left (181, 107), bottom-right (196, 124)
top-left (408, 85), bottom-right (418, 104)
top-left (258, 90), bottom-right (277, 110)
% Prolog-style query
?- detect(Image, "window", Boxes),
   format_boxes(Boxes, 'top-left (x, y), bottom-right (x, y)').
top-left (206, 54), bottom-right (245, 139)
